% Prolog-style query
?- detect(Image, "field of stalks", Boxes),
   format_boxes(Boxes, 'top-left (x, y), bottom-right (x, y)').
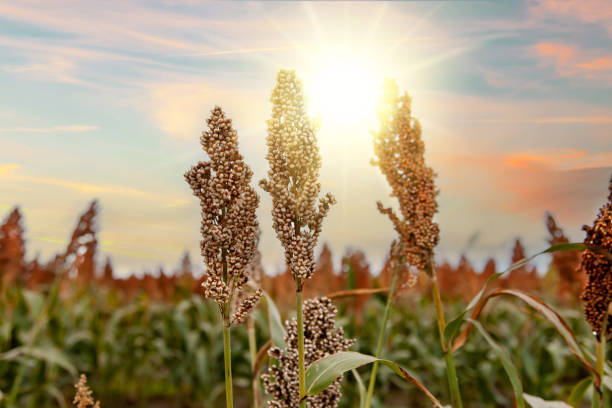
top-left (1, 71), bottom-right (611, 408)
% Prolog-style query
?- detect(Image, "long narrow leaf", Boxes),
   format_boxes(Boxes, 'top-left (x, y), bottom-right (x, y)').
top-left (351, 368), bottom-right (366, 408)
top-left (452, 289), bottom-right (600, 386)
top-left (468, 319), bottom-right (524, 408)
top-left (263, 291), bottom-right (286, 349)
top-left (0, 346), bottom-right (77, 376)
top-left (326, 288), bottom-right (388, 300)
top-left (305, 351), bottom-right (443, 408)
top-left (445, 243), bottom-right (593, 344)
top-left (524, 393), bottom-right (572, 408)
top-left (567, 378), bottom-right (592, 407)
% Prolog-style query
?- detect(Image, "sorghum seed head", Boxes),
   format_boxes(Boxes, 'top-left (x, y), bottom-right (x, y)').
top-left (260, 70), bottom-right (335, 284)
top-left (232, 288), bottom-right (263, 325)
top-left (262, 297), bottom-right (354, 408)
top-left (185, 106), bottom-right (260, 323)
top-left (73, 374), bottom-right (100, 408)
top-left (373, 78), bottom-right (440, 273)
top-left (580, 176), bottom-right (612, 341)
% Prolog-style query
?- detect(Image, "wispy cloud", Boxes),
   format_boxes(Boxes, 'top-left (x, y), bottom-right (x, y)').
top-left (529, 0), bottom-right (612, 28)
top-left (0, 163), bottom-right (20, 174)
top-left (458, 116), bottom-right (612, 124)
top-left (0, 125), bottom-right (99, 133)
top-left (533, 42), bottom-right (612, 81)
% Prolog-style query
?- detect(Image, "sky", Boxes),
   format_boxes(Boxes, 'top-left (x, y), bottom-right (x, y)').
top-left (0, 0), bottom-right (610, 277)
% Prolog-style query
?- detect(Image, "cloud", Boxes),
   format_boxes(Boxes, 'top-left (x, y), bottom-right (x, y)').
top-left (529, 0), bottom-right (612, 27)
top-left (531, 42), bottom-right (612, 81)
top-left (0, 165), bottom-right (181, 204)
top-left (443, 149), bottom-right (611, 225)
top-left (576, 56), bottom-right (612, 71)
top-left (147, 82), bottom-right (267, 140)
top-left (0, 125), bottom-right (99, 133)
top-left (458, 116), bottom-right (612, 124)
top-left (4, 56), bottom-right (91, 85)
top-left (0, 163), bottom-right (20, 175)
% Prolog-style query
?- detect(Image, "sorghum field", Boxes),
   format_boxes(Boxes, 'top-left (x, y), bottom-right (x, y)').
top-left (1, 70), bottom-right (611, 408)
top-left (1, 2), bottom-right (611, 408)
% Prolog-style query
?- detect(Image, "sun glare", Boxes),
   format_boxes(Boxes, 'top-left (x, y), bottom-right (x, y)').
top-left (305, 48), bottom-right (382, 126)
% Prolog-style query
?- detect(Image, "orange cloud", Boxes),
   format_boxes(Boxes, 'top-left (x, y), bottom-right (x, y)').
top-left (532, 42), bottom-right (612, 81)
top-left (577, 56), bottom-right (612, 71)
top-left (503, 149), bottom-right (612, 171)
top-left (530, 0), bottom-right (612, 25)
top-left (534, 42), bottom-right (575, 64)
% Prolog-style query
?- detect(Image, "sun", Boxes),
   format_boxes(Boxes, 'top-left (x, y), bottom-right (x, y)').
top-left (304, 47), bottom-right (383, 126)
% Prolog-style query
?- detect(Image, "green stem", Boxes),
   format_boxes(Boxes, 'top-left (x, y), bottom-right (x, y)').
top-left (248, 318), bottom-right (260, 408)
top-left (223, 317), bottom-right (234, 408)
top-left (7, 271), bottom-right (62, 407)
top-left (431, 269), bottom-right (463, 408)
top-left (593, 316), bottom-right (607, 408)
top-left (365, 264), bottom-right (400, 408)
top-left (297, 289), bottom-right (306, 408)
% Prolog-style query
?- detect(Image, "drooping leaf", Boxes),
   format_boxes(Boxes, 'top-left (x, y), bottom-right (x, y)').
top-left (305, 351), bottom-right (443, 408)
top-left (0, 346), bottom-right (77, 377)
top-left (252, 340), bottom-right (272, 379)
top-left (446, 243), bottom-right (594, 345)
top-left (453, 289), bottom-right (599, 386)
top-left (604, 375), bottom-right (612, 391)
top-left (263, 292), bottom-right (286, 349)
top-left (524, 393), bottom-right (572, 408)
top-left (44, 384), bottom-right (68, 408)
top-left (468, 319), bottom-right (524, 408)
top-left (567, 378), bottom-right (592, 407)
top-left (351, 368), bottom-right (366, 408)
top-left (326, 288), bottom-right (389, 300)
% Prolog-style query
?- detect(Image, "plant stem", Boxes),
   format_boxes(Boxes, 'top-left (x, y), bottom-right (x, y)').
top-left (431, 269), bottom-right (463, 408)
top-left (248, 318), bottom-right (260, 408)
top-left (365, 264), bottom-right (400, 408)
top-left (593, 315), bottom-right (608, 408)
top-left (222, 317), bottom-right (234, 408)
top-left (297, 288), bottom-right (306, 408)
top-left (7, 272), bottom-right (62, 407)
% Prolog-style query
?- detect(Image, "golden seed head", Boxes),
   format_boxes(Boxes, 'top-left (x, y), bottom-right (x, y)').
top-left (372, 78), bottom-right (440, 272)
top-left (73, 374), bottom-right (100, 408)
top-left (260, 70), bottom-right (335, 284)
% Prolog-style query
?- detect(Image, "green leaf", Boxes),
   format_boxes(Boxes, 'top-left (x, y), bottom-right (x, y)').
top-left (444, 272), bottom-right (503, 342)
top-left (445, 243), bottom-right (592, 344)
top-left (44, 384), bottom-right (68, 408)
top-left (468, 319), bottom-right (524, 408)
top-left (567, 378), bottom-right (592, 407)
top-left (604, 375), bottom-right (612, 391)
top-left (524, 393), bottom-right (572, 408)
top-left (0, 346), bottom-right (77, 377)
top-left (305, 351), bottom-right (443, 408)
top-left (263, 292), bottom-right (286, 349)
top-left (351, 369), bottom-right (366, 408)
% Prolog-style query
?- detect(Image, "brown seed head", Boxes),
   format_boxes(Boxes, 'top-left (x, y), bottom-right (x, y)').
top-left (185, 106), bottom-right (260, 322)
top-left (372, 78), bottom-right (440, 272)
top-left (261, 297), bottom-right (354, 407)
top-left (260, 70), bottom-right (335, 285)
top-left (580, 176), bottom-right (612, 341)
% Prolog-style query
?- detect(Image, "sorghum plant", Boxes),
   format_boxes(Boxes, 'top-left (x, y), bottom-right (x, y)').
top-left (262, 297), bottom-right (355, 407)
top-left (185, 106), bottom-right (262, 408)
top-left (580, 176), bottom-right (611, 407)
top-left (73, 374), bottom-right (100, 408)
top-left (260, 69), bottom-right (335, 407)
top-left (368, 78), bottom-right (462, 407)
